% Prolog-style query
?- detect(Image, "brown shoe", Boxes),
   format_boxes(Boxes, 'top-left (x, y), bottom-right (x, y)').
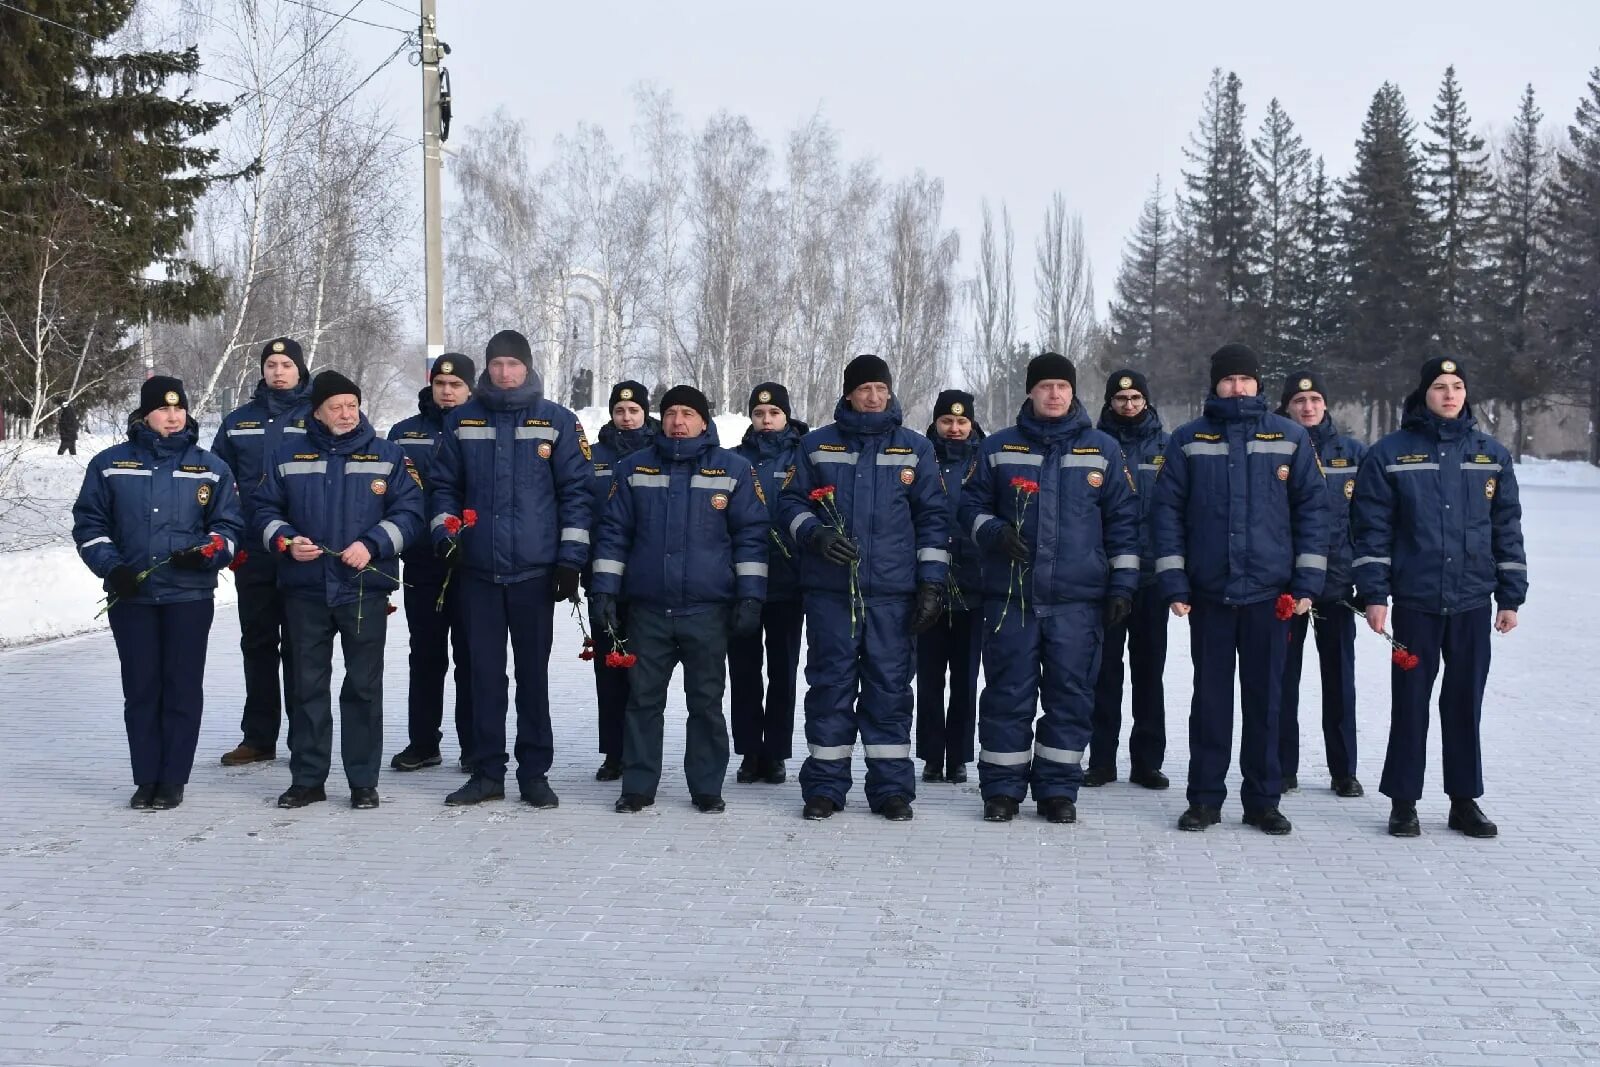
top-left (220, 743), bottom-right (276, 766)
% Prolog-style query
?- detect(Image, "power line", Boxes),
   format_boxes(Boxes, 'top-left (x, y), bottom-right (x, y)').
top-left (368, 0), bottom-right (418, 19)
top-left (258, 0), bottom-right (390, 99)
top-left (277, 0), bottom-right (412, 35)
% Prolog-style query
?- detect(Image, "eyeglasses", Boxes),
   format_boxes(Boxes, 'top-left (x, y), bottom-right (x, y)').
top-left (1110, 395), bottom-right (1144, 405)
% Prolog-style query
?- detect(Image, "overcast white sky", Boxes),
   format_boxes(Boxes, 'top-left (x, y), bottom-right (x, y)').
top-left (344, 0), bottom-right (1600, 342)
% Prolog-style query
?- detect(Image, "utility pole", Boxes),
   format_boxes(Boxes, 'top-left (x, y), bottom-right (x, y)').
top-left (420, 0), bottom-right (445, 372)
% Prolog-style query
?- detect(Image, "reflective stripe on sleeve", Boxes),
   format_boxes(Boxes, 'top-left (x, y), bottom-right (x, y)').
top-left (917, 548), bottom-right (950, 564)
top-left (1352, 556), bottom-right (1391, 568)
top-left (1154, 555), bottom-right (1185, 572)
top-left (561, 527), bottom-right (590, 544)
top-left (78, 536), bottom-right (112, 549)
top-left (1497, 561), bottom-right (1527, 571)
top-left (789, 512), bottom-right (817, 539)
top-left (1294, 553), bottom-right (1328, 570)
top-left (735, 562), bottom-right (769, 577)
top-left (970, 513), bottom-right (999, 541)
top-left (593, 559), bottom-right (625, 576)
top-left (430, 513), bottom-right (451, 530)
top-left (262, 519), bottom-right (289, 549)
top-left (1109, 554), bottom-right (1139, 569)
top-left (376, 520), bottom-right (405, 553)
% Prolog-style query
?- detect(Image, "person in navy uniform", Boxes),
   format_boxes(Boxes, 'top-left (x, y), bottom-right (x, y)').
top-left (430, 330), bottom-right (593, 809)
top-left (960, 354), bottom-right (1141, 824)
top-left (212, 337), bottom-right (312, 767)
top-left (592, 385), bottom-right (769, 813)
top-left (916, 388), bottom-right (985, 786)
top-left (586, 380), bottom-right (659, 782)
top-left (729, 382), bottom-right (808, 786)
top-left (253, 371), bottom-right (424, 810)
top-left (1277, 369), bottom-right (1367, 798)
top-left (1087, 368), bottom-right (1172, 791)
top-left (73, 376), bottom-right (243, 809)
top-left (778, 354), bottom-right (950, 822)
top-left (386, 353), bottom-right (475, 774)
top-left (1353, 356), bottom-right (1527, 838)
top-left (1150, 343), bottom-right (1330, 835)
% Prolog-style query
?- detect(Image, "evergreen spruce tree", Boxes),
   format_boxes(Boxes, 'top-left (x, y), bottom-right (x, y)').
top-left (1422, 66), bottom-right (1496, 360)
top-left (1340, 83), bottom-right (1436, 425)
top-left (0, 0), bottom-right (227, 417)
top-left (1546, 66), bottom-right (1600, 465)
top-left (1250, 98), bottom-right (1311, 377)
top-left (1291, 157), bottom-right (1345, 376)
top-left (1104, 176), bottom-right (1170, 367)
top-left (1180, 69), bottom-right (1259, 324)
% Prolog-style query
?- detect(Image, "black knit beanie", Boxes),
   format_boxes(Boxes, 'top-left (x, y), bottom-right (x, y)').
top-left (309, 369), bottom-right (361, 410)
top-left (609, 380), bottom-right (650, 415)
top-left (1279, 369), bottom-right (1328, 411)
top-left (430, 353), bottom-right (476, 383)
top-left (137, 375), bottom-right (189, 417)
top-left (748, 381), bottom-right (792, 419)
top-left (1104, 368), bottom-right (1151, 405)
top-left (1209, 343), bottom-right (1262, 392)
top-left (1418, 355), bottom-right (1467, 391)
top-left (659, 384), bottom-right (711, 425)
top-left (484, 329), bottom-right (534, 368)
top-left (1026, 352), bottom-right (1077, 392)
top-left (842, 354), bottom-right (892, 396)
top-left (260, 337), bottom-right (309, 383)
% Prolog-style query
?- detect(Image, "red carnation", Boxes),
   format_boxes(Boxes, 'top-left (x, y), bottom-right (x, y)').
top-left (579, 648), bottom-right (595, 661)
top-left (1010, 476), bottom-right (1040, 494)
top-left (442, 514), bottom-right (463, 535)
top-left (199, 533), bottom-right (226, 559)
top-left (463, 508), bottom-right (479, 527)
top-left (385, 601), bottom-right (398, 616)
top-left (620, 653), bottom-right (637, 667)
top-left (1391, 649), bottom-right (1419, 671)
top-left (228, 549), bottom-right (249, 572)
top-left (1275, 593), bottom-right (1296, 621)
top-left (275, 535), bottom-right (292, 555)
top-left (809, 485), bottom-right (836, 502)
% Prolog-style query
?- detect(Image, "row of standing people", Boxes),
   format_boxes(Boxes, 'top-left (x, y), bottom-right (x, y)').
top-left (72, 336), bottom-right (1526, 839)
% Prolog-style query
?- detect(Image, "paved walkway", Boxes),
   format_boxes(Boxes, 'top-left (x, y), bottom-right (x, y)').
top-left (2, 484), bottom-right (1598, 1066)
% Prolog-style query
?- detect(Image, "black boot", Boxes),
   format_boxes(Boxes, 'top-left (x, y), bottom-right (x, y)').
top-left (150, 785), bottom-right (184, 810)
top-left (878, 796), bottom-right (914, 821)
top-left (277, 784), bottom-right (326, 809)
top-left (982, 796), bottom-right (1018, 822)
top-left (921, 761), bottom-right (944, 783)
top-left (615, 792), bottom-right (655, 813)
top-left (594, 755), bottom-right (622, 782)
top-left (761, 758), bottom-right (787, 785)
top-left (519, 778), bottom-right (559, 808)
top-left (1281, 773), bottom-right (1299, 792)
top-left (1448, 798), bottom-right (1498, 838)
top-left (444, 775), bottom-right (504, 806)
top-left (1129, 767), bottom-right (1170, 790)
top-left (691, 794), bottom-right (726, 813)
top-left (1177, 804), bottom-right (1221, 831)
top-left (736, 754), bottom-right (760, 784)
top-left (1037, 796), bottom-right (1077, 824)
top-left (1332, 776), bottom-right (1364, 798)
top-left (1083, 765), bottom-right (1116, 787)
top-left (945, 762), bottom-right (968, 784)
top-left (802, 796), bottom-right (837, 820)
top-left (1243, 807), bottom-right (1293, 835)
top-left (390, 745), bottom-right (442, 772)
top-left (129, 785), bottom-right (156, 810)
top-left (1388, 801), bottom-right (1421, 837)
top-left (351, 787), bottom-right (380, 809)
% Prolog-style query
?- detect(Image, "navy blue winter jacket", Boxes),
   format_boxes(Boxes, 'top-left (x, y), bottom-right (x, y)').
top-left (778, 398), bottom-right (950, 602)
top-left (1097, 404), bottom-right (1170, 589)
top-left (210, 379), bottom-right (312, 519)
top-left (1352, 399), bottom-right (1527, 613)
top-left (961, 400), bottom-right (1141, 611)
top-left (591, 423), bottom-right (769, 615)
top-left (926, 426), bottom-right (986, 603)
top-left (73, 420), bottom-right (244, 604)
top-left (428, 371), bottom-right (592, 583)
top-left (1293, 413), bottom-right (1367, 602)
top-left (735, 421), bottom-right (809, 603)
top-left (252, 415), bottom-right (425, 606)
top-left (1150, 394), bottom-right (1331, 607)
top-left (387, 387), bottom-right (456, 580)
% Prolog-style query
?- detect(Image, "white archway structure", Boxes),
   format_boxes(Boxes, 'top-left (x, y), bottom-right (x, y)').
top-left (541, 267), bottom-right (620, 406)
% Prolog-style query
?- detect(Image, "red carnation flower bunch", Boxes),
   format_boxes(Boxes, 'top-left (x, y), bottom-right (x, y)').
top-left (228, 548), bottom-right (249, 571)
top-left (435, 509), bottom-right (479, 611)
top-left (993, 476), bottom-right (1039, 632)
top-left (572, 601), bottom-right (597, 661)
top-left (1275, 593), bottom-right (1297, 621)
top-left (1335, 602), bottom-right (1420, 671)
top-left (199, 533), bottom-right (226, 559)
top-left (809, 485), bottom-right (864, 634)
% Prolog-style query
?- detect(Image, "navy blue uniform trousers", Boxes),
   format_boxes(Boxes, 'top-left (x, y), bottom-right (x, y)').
top-left (1380, 604), bottom-right (1491, 802)
top-left (234, 550), bottom-right (297, 750)
top-left (1280, 602), bottom-right (1358, 781)
top-left (402, 561), bottom-right (473, 760)
top-left (283, 595), bottom-right (387, 790)
top-left (915, 605), bottom-right (982, 769)
top-left (622, 607), bottom-right (732, 799)
top-left (977, 600), bottom-right (1102, 802)
top-left (592, 599), bottom-right (631, 759)
top-left (109, 599), bottom-right (214, 786)
top-left (1186, 598), bottom-right (1288, 813)
top-left (799, 594), bottom-right (917, 810)
top-left (458, 572), bottom-right (555, 787)
top-left (1089, 586), bottom-right (1169, 774)
top-left (729, 599), bottom-right (804, 762)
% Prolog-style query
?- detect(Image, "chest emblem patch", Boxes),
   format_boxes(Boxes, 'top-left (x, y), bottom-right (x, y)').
top-left (1276, 464), bottom-right (1290, 481)
top-left (371, 479), bottom-right (387, 496)
top-left (1485, 477), bottom-right (1496, 500)
top-left (537, 441), bottom-right (553, 459)
top-left (1344, 480), bottom-right (1354, 500)
top-left (710, 492), bottom-right (729, 510)
top-left (196, 483), bottom-right (212, 506)
top-left (1086, 470), bottom-right (1104, 488)
top-left (899, 468), bottom-right (915, 485)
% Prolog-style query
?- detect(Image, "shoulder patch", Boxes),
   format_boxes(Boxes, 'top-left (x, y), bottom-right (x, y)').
top-left (783, 465), bottom-right (796, 489)
top-left (752, 477), bottom-right (767, 505)
top-left (404, 457), bottom-right (422, 488)
top-left (578, 423), bottom-right (592, 461)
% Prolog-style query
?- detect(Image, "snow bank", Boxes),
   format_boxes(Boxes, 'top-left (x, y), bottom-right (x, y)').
top-left (1511, 457), bottom-right (1600, 489)
top-left (571, 405), bottom-right (753, 449)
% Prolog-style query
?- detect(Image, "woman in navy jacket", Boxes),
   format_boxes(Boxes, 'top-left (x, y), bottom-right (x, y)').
top-left (72, 376), bottom-right (243, 810)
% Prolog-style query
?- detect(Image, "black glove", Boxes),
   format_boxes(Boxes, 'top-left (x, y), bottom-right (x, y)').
top-left (169, 544), bottom-right (212, 571)
top-left (108, 565), bottom-right (141, 600)
top-left (592, 593), bottom-right (621, 636)
top-left (909, 581), bottom-right (944, 635)
top-left (997, 524), bottom-right (1029, 564)
top-left (553, 565), bottom-right (581, 602)
top-left (731, 598), bottom-right (763, 636)
top-left (435, 538), bottom-right (460, 565)
top-left (1103, 595), bottom-right (1133, 629)
top-left (811, 526), bottom-right (859, 567)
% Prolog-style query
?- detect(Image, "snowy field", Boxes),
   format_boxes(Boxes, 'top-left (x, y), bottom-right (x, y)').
top-left (2, 436), bottom-right (1599, 1064)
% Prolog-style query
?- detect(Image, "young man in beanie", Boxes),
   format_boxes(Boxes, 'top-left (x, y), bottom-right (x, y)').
top-left (1277, 369), bottom-right (1367, 798)
top-left (213, 337), bottom-right (313, 767)
top-left (779, 354), bottom-right (950, 821)
top-left (1087, 368), bottom-right (1173, 791)
top-left (1352, 356), bottom-right (1526, 838)
top-left (253, 370), bottom-right (424, 809)
top-left (585, 379), bottom-right (659, 781)
top-left (73, 376), bottom-right (243, 809)
top-left (916, 388), bottom-right (985, 786)
top-left (961, 354), bottom-right (1141, 823)
top-left (592, 385), bottom-right (768, 812)
top-left (386, 353), bottom-right (476, 774)
top-left (729, 381), bottom-right (808, 785)
top-left (1150, 342), bottom-right (1330, 835)
top-left (430, 329), bottom-right (593, 808)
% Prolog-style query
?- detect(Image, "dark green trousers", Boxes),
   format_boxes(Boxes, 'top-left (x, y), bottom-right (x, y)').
top-left (621, 606), bottom-right (731, 799)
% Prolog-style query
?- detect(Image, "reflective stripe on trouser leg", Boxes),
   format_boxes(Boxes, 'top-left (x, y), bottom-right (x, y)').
top-left (859, 597), bottom-right (917, 809)
top-left (1030, 603), bottom-right (1101, 801)
top-left (798, 592), bottom-right (864, 805)
top-left (977, 599), bottom-right (1042, 801)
